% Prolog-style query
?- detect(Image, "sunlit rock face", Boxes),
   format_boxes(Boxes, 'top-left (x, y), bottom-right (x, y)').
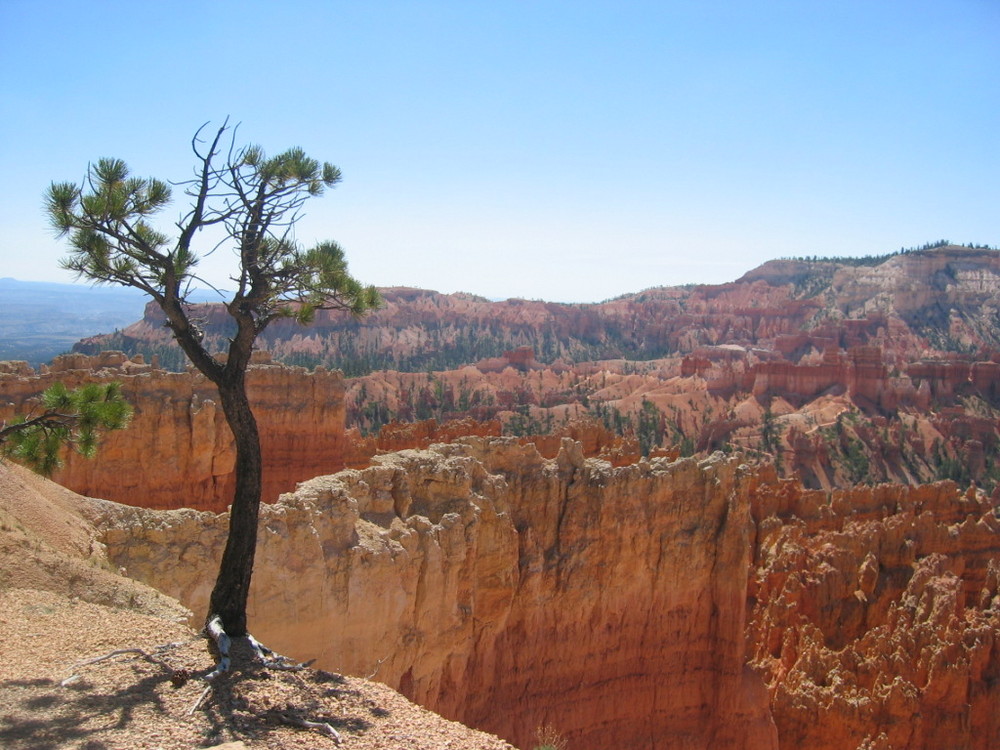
top-left (27, 245), bottom-right (1000, 503)
top-left (0, 353), bottom-right (347, 510)
top-left (77, 248), bottom-right (1000, 373)
top-left (91, 439), bottom-right (777, 750)
top-left (85, 436), bottom-right (1000, 750)
top-left (747, 476), bottom-right (1000, 750)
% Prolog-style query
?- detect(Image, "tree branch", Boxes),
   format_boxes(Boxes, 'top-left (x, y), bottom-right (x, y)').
top-left (0, 412), bottom-right (76, 440)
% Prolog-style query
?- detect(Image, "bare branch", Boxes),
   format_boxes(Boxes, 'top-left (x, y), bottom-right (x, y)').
top-left (0, 412), bottom-right (76, 440)
top-left (271, 711), bottom-right (342, 744)
top-left (364, 654), bottom-right (390, 680)
top-left (176, 122), bottom-right (229, 261)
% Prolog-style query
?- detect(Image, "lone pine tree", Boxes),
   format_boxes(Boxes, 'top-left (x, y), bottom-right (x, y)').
top-left (46, 121), bottom-right (380, 646)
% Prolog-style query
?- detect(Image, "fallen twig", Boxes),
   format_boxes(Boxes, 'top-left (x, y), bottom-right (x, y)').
top-left (72, 647), bottom-right (148, 669)
top-left (62, 640), bottom-right (193, 686)
top-left (364, 654), bottom-right (389, 680)
top-left (276, 711), bottom-right (342, 744)
top-left (188, 684), bottom-right (213, 715)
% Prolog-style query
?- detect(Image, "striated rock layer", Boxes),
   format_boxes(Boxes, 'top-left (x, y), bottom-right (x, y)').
top-left (0, 352), bottom-right (347, 510)
top-left (88, 439), bottom-right (777, 750)
top-left (75, 247), bottom-right (1000, 376)
top-left (85, 437), bottom-right (1000, 750)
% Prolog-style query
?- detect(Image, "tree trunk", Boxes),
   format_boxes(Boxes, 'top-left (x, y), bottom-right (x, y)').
top-left (207, 372), bottom-right (262, 637)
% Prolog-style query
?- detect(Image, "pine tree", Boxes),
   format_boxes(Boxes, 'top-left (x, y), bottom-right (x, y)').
top-left (46, 121), bottom-right (380, 650)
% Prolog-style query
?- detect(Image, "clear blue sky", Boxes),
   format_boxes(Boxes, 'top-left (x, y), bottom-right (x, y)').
top-left (2, 1), bottom-right (997, 303)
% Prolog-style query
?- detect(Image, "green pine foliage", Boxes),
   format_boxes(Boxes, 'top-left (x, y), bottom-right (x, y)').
top-left (637, 399), bottom-right (665, 457)
top-left (783, 240), bottom-right (997, 267)
top-left (0, 382), bottom-right (132, 476)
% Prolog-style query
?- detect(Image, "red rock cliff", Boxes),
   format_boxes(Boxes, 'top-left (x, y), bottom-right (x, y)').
top-left (0, 353), bottom-right (346, 510)
top-left (78, 247), bottom-right (1000, 375)
top-left (86, 438), bottom-right (1000, 750)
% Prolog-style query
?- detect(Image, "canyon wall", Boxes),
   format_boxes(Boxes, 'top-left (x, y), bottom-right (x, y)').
top-left (88, 439), bottom-right (778, 750)
top-left (0, 352), bottom-right (347, 510)
top-left (91, 438), bottom-right (1000, 750)
top-left (76, 248), bottom-right (1000, 375)
top-left (45, 246), bottom-right (1000, 498)
top-left (6, 247), bottom-right (1000, 747)
top-left (86, 437), bottom-right (1000, 750)
top-left (5, 335), bottom-right (998, 508)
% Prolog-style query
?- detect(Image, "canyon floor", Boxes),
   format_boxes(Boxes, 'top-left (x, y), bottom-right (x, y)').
top-left (0, 461), bottom-right (515, 750)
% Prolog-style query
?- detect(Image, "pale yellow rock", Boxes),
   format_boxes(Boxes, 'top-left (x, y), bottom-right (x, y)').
top-left (90, 437), bottom-right (778, 750)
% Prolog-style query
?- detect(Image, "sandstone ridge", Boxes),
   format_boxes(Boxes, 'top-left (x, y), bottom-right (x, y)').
top-left (76, 247), bottom-right (1000, 374)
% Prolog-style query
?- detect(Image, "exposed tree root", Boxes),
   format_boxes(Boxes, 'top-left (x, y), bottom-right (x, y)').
top-left (204, 617), bottom-right (317, 679)
top-left (57, 628), bottom-right (346, 744)
top-left (60, 640), bottom-right (194, 687)
top-left (204, 615), bottom-right (232, 680)
top-left (246, 631), bottom-right (272, 661)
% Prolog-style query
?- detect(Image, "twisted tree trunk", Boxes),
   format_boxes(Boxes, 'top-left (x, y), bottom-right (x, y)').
top-left (207, 371), bottom-right (262, 637)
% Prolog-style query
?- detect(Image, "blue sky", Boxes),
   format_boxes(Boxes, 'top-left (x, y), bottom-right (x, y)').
top-left (2, 1), bottom-right (997, 303)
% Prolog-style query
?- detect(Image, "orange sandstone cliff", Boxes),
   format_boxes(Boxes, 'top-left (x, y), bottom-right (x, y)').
top-left (4, 246), bottom-right (1000, 749)
top-left (54, 246), bottom-right (1000, 494)
top-left (87, 440), bottom-right (778, 750)
top-left (81, 437), bottom-right (1000, 750)
top-left (0, 352), bottom-right (347, 510)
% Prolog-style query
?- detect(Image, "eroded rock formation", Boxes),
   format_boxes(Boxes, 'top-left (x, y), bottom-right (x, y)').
top-left (747, 478), bottom-right (1000, 749)
top-left (85, 438), bottom-right (1000, 750)
top-left (76, 247), bottom-right (1000, 375)
top-left (52, 246), bottom-right (1000, 496)
top-left (0, 353), bottom-right (347, 510)
top-left (6, 246), bottom-right (1000, 749)
top-left (89, 440), bottom-right (778, 750)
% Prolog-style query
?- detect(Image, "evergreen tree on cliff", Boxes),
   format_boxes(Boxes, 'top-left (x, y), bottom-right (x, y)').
top-left (45, 121), bottom-right (380, 647)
